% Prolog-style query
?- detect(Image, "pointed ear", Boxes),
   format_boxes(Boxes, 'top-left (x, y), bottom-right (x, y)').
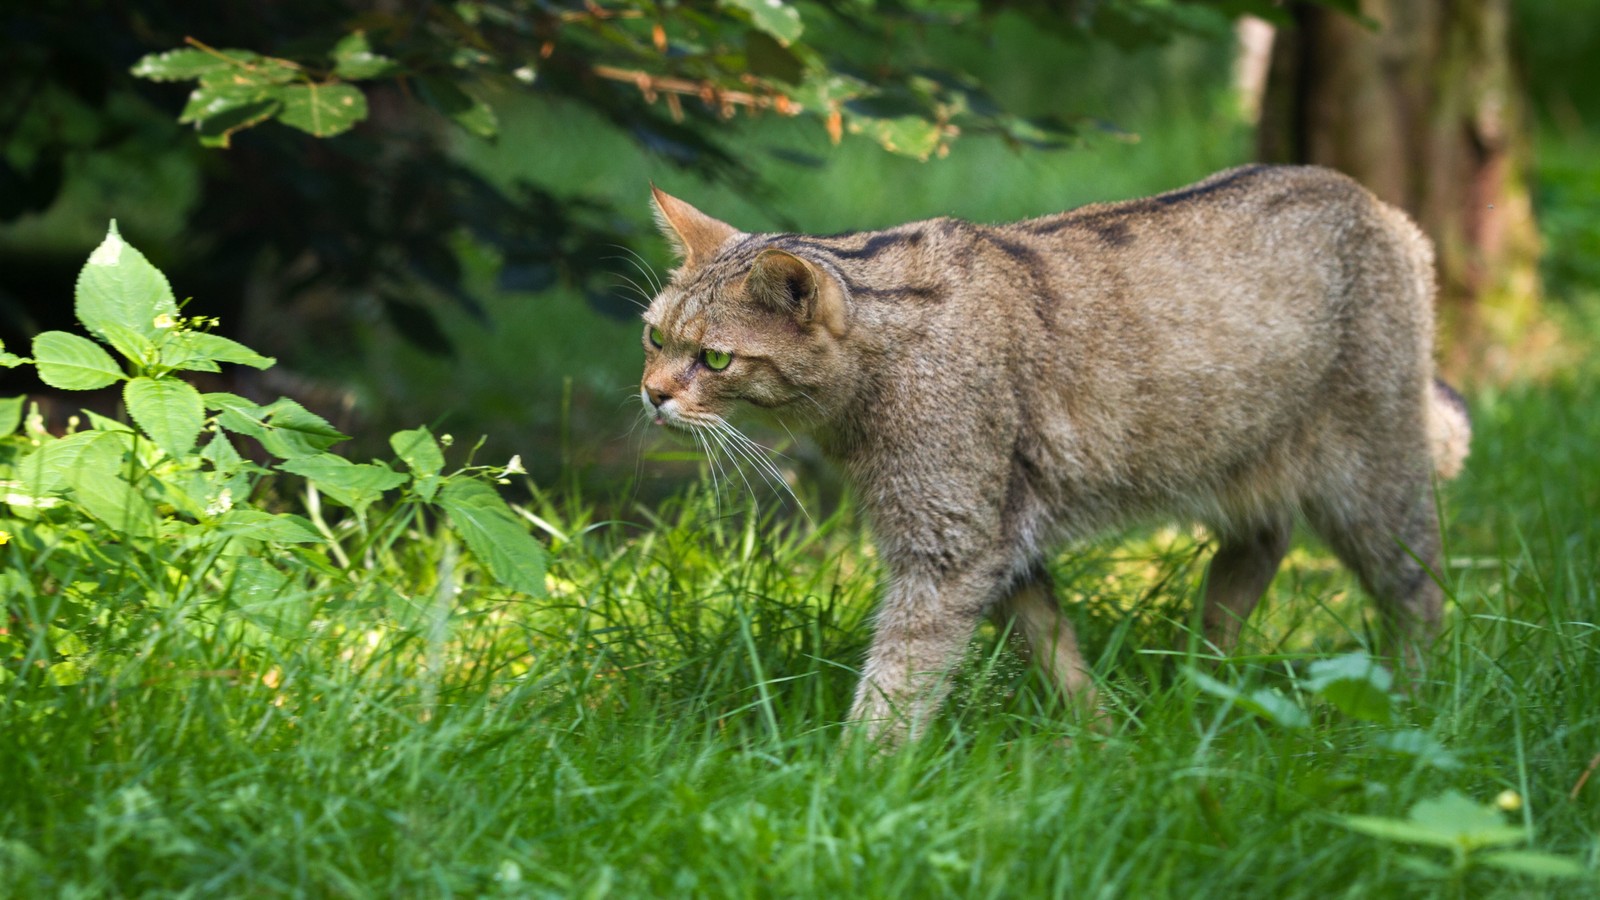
top-left (651, 185), bottom-right (739, 269)
top-left (744, 249), bottom-right (848, 337)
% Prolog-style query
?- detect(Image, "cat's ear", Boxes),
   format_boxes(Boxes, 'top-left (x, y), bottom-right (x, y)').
top-left (651, 185), bottom-right (738, 269)
top-left (745, 249), bottom-right (847, 337)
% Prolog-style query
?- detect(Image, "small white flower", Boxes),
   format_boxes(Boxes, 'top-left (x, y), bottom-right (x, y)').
top-left (206, 487), bottom-right (234, 516)
top-left (513, 66), bottom-right (536, 84)
top-left (153, 313), bottom-right (177, 329)
top-left (503, 454), bottom-right (526, 476)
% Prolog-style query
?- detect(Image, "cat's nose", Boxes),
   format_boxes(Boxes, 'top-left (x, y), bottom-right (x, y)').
top-left (646, 386), bottom-right (673, 408)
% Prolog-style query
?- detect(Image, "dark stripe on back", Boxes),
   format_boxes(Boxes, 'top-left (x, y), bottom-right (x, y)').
top-left (976, 231), bottom-right (1057, 332)
top-left (1022, 165), bottom-right (1272, 239)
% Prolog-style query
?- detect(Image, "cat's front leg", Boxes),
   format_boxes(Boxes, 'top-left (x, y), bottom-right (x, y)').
top-left (848, 567), bottom-right (995, 746)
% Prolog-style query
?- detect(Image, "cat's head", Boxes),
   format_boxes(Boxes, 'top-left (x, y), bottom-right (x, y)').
top-left (639, 187), bottom-right (849, 433)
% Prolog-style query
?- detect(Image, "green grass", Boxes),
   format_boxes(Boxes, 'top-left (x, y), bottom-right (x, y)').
top-left (5, 353), bottom-right (1598, 896)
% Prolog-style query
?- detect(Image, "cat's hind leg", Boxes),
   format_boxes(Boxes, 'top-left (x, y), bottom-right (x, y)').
top-left (1197, 514), bottom-right (1294, 653)
top-left (1304, 468), bottom-right (1443, 672)
top-left (990, 567), bottom-right (1095, 705)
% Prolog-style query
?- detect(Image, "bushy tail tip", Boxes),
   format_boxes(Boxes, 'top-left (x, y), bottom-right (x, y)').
top-left (1428, 379), bottom-right (1471, 480)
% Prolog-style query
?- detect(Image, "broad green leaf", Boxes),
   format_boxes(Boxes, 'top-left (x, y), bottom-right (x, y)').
top-left (1338, 815), bottom-right (1464, 849)
top-left (180, 82), bottom-right (274, 125)
top-left (131, 48), bottom-right (254, 82)
top-left (14, 431), bottom-right (120, 498)
top-left (1408, 791), bottom-right (1526, 849)
top-left (214, 509), bottom-right (323, 543)
top-left (417, 76), bottom-right (497, 139)
top-left (47, 660), bottom-right (85, 687)
top-left (208, 394), bottom-right (348, 458)
top-left (1187, 667), bottom-right (1309, 730)
top-left (74, 222), bottom-right (178, 345)
top-left (31, 331), bottom-right (123, 390)
top-left (1303, 652), bottom-right (1395, 723)
top-left (279, 454), bottom-right (407, 515)
top-left (97, 322), bottom-right (158, 367)
top-left (1371, 729), bottom-right (1461, 770)
top-left (435, 478), bottom-right (547, 596)
top-left (333, 32), bottom-right (401, 80)
top-left (722, 0), bottom-right (804, 46)
top-left (66, 464), bottom-right (160, 534)
top-left (195, 98), bottom-right (282, 148)
top-left (0, 396), bottom-right (22, 436)
top-left (124, 376), bottom-right (205, 458)
top-left (201, 432), bottom-right (246, 473)
top-left (861, 115), bottom-right (943, 160)
top-left (1477, 850), bottom-right (1592, 879)
top-left (274, 83), bottom-right (368, 137)
top-left (164, 331), bottom-right (276, 371)
top-left (390, 426), bottom-right (444, 477)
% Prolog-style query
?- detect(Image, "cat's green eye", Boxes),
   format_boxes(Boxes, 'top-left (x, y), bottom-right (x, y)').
top-left (648, 327), bottom-right (664, 348)
top-left (702, 349), bottom-right (733, 371)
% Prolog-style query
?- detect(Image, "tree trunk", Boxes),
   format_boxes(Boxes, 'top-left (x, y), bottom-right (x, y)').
top-left (1257, 0), bottom-right (1541, 378)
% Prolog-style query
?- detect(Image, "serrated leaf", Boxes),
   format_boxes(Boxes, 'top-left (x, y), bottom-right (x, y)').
top-left (98, 322), bottom-right (158, 367)
top-left (390, 426), bottom-right (444, 477)
top-left (65, 446), bottom-right (158, 538)
top-left (124, 377), bottom-right (205, 458)
top-left (1478, 850), bottom-right (1592, 879)
top-left (31, 332), bottom-right (123, 390)
top-left (274, 83), bottom-right (368, 137)
top-left (435, 478), bottom-right (546, 596)
top-left (416, 76), bottom-right (497, 139)
top-left (179, 82), bottom-right (272, 124)
top-left (333, 31), bottom-right (401, 80)
top-left (723, 0), bottom-right (804, 46)
top-left (208, 394), bottom-right (348, 458)
top-left (131, 48), bottom-right (254, 82)
top-left (214, 509), bottom-right (323, 543)
top-left (74, 222), bottom-right (179, 346)
top-left (0, 396), bottom-right (22, 436)
top-left (194, 98), bottom-right (282, 147)
top-left (164, 331), bottom-right (275, 371)
top-left (201, 432), bottom-right (246, 473)
top-left (1303, 652), bottom-right (1395, 723)
top-left (279, 454), bottom-right (407, 515)
top-left (14, 431), bottom-right (122, 498)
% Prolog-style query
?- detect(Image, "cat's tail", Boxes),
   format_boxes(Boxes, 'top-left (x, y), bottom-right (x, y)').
top-left (1427, 378), bottom-right (1471, 480)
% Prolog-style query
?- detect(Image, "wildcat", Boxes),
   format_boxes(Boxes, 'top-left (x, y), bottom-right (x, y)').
top-left (638, 164), bottom-right (1471, 743)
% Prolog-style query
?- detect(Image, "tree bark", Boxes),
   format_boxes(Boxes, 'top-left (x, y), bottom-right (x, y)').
top-left (1257, 0), bottom-right (1541, 378)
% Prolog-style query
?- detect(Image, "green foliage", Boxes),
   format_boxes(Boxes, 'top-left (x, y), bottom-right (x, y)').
top-left (0, 222), bottom-right (549, 703)
top-left (135, 42), bottom-right (384, 146)
top-left (125, 1), bottom-right (1349, 160)
top-left (1338, 791), bottom-right (1591, 882)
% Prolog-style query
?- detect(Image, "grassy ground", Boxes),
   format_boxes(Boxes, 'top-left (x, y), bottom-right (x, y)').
top-left (4, 347), bottom-right (1598, 896)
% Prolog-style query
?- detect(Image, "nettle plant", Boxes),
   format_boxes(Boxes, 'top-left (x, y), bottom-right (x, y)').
top-left (0, 222), bottom-right (545, 686)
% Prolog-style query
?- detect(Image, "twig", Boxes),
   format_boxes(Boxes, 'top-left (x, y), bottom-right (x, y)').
top-left (591, 65), bottom-right (801, 117)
